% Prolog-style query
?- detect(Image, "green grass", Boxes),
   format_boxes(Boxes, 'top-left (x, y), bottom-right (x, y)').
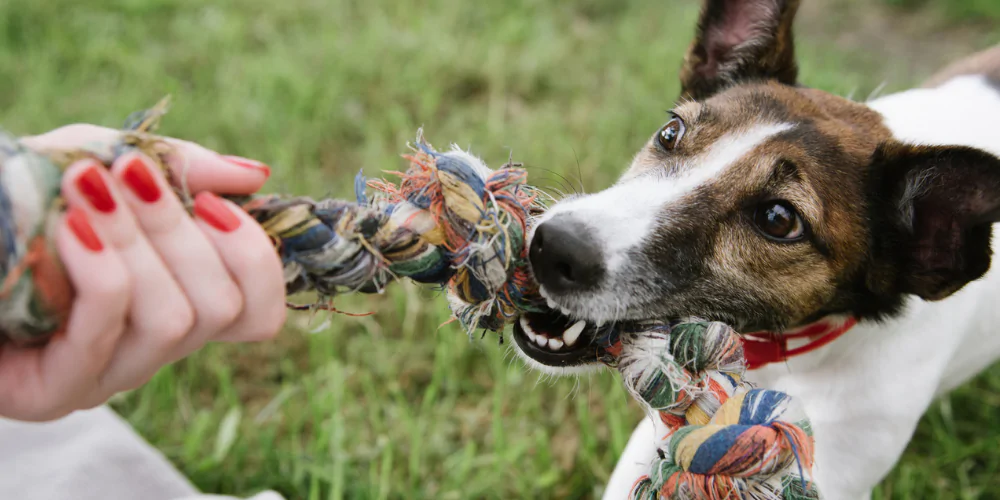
top-left (2, 0), bottom-right (999, 498)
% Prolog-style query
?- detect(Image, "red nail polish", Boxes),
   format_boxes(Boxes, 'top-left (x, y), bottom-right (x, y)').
top-left (121, 157), bottom-right (162, 203)
top-left (193, 192), bottom-right (241, 233)
top-left (75, 166), bottom-right (116, 213)
top-left (221, 155), bottom-right (271, 176)
top-left (66, 207), bottom-right (104, 252)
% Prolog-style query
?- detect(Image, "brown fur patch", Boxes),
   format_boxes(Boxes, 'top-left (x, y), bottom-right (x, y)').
top-left (625, 81), bottom-right (898, 329)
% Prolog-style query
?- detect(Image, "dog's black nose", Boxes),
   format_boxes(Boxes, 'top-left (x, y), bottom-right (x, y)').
top-left (529, 216), bottom-right (605, 294)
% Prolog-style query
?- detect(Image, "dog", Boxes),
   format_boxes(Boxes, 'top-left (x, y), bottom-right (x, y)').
top-left (505, 1), bottom-right (1000, 498)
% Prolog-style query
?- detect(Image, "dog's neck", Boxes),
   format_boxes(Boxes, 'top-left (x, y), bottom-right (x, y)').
top-left (741, 73), bottom-right (1000, 371)
top-left (734, 73), bottom-right (1000, 498)
top-left (742, 315), bottom-right (857, 370)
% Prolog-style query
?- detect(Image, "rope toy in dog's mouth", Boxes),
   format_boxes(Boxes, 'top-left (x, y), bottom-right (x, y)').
top-left (614, 321), bottom-right (817, 499)
top-left (0, 100), bottom-right (818, 499)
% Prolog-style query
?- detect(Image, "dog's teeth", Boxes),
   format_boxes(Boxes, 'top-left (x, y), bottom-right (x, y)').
top-left (563, 320), bottom-right (585, 346)
top-left (546, 297), bottom-right (560, 310)
top-left (535, 335), bottom-right (547, 347)
top-left (519, 316), bottom-right (539, 343)
top-left (548, 337), bottom-right (564, 350)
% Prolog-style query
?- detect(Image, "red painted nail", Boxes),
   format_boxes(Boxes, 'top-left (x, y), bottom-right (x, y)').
top-left (75, 166), bottom-right (116, 213)
top-left (193, 192), bottom-right (241, 233)
top-left (121, 157), bottom-right (162, 203)
top-left (66, 207), bottom-right (104, 252)
top-left (221, 155), bottom-right (271, 176)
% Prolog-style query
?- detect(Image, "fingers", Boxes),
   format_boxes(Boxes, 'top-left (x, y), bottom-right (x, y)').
top-left (160, 138), bottom-right (271, 194)
top-left (0, 124), bottom-right (284, 420)
top-left (0, 208), bottom-right (129, 421)
top-left (108, 153), bottom-right (244, 361)
top-left (60, 159), bottom-right (195, 395)
top-left (191, 193), bottom-right (286, 342)
top-left (21, 124), bottom-right (270, 195)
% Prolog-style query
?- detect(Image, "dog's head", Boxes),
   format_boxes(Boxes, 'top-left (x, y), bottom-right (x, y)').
top-left (513, 0), bottom-right (1000, 373)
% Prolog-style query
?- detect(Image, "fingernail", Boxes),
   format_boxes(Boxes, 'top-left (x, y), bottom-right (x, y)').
top-left (66, 207), bottom-right (104, 252)
top-left (75, 166), bottom-right (116, 213)
top-left (121, 157), bottom-right (162, 203)
top-left (193, 192), bottom-right (241, 233)
top-left (221, 155), bottom-right (271, 176)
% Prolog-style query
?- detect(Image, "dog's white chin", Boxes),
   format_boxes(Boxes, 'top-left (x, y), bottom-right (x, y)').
top-left (510, 343), bottom-right (606, 376)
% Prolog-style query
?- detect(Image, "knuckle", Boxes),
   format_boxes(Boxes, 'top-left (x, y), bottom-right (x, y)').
top-left (240, 242), bottom-right (280, 273)
top-left (87, 271), bottom-right (131, 305)
top-left (149, 304), bottom-right (196, 346)
top-left (84, 324), bottom-right (125, 367)
top-left (233, 309), bottom-right (284, 343)
top-left (252, 305), bottom-right (286, 342)
top-left (167, 307), bottom-right (196, 343)
top-left (201, 287), bottom-right (243, 331)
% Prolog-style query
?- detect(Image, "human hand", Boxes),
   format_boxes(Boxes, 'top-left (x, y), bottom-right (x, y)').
top-left (0, 124), bottom-right (287, 421)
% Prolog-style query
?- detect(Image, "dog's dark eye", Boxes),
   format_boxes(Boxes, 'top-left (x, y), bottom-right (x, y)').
top-left (657, 117), bottom-right (685, 150)
top-left (753, 201), bottom-right (805, 241)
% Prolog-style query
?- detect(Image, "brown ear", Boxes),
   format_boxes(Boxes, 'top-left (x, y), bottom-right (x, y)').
top-left (679, 0), bottom-right (800, 101)
top-left (870, 142), bottom-right (1000, 301)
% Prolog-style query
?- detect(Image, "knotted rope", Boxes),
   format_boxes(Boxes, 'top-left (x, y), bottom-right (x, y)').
top-left (0, 100), bottom-right (818, 499)
top-left (613, 322), bottom-right (817, 499)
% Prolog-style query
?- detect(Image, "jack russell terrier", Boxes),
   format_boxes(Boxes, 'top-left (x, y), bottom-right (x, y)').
top-left (506, 0), bottom-right (1000, 498)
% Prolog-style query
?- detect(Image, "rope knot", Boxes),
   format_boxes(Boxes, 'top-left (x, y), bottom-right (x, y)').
top-left (366, 138), bottom-right (547, 332)
top-left (619, 321), bottom-right (745, 421)
top-left (619, 321), bottom-right (819, 500)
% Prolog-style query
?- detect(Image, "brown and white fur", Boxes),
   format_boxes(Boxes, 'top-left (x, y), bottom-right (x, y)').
top-left (509, 1), bottom-right (1000, 498)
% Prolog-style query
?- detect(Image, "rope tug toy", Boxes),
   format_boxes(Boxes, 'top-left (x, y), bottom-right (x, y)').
top-left (0, 100), bottom-right (818, 499)
top-left (615, 322), bottom-right (817, 499)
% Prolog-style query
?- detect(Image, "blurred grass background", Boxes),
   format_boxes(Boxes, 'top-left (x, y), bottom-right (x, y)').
top-left (2, 0), bottom-right (999, 498)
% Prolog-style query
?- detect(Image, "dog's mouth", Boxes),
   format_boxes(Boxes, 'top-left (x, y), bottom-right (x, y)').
top-left (511, 310), bottom-right (621, 368)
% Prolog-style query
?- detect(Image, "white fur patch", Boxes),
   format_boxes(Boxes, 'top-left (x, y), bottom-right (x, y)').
top-left (869, 74), bottom-right (1000, 159)
top-left (445, 145), bottom-right (494, 180)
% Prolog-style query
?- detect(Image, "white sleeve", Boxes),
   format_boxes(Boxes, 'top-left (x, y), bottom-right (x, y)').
top-left (0, 406), bottom-right (285, 500)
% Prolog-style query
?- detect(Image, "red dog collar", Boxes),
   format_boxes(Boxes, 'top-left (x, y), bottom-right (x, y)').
top-left (741, 317), bottom-right (858, 370)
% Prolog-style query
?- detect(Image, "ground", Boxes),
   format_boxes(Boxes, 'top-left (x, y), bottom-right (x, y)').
top-left (1, 0), bottom-right (999, 498)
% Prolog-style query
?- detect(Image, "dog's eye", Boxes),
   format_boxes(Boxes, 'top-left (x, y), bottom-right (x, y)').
top-left (753, 200), bottom-right (805, 241)
top-left (657, 117), bottom-right (685, 150)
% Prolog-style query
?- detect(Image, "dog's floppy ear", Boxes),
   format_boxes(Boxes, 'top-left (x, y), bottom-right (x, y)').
top-left (870, 142), bottom-right (1000, 301)
top-left (679, 0), bottom-right (800, 101)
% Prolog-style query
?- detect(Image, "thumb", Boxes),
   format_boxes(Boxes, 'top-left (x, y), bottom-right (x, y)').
top-left (21, 124), bottom-right (271, 195)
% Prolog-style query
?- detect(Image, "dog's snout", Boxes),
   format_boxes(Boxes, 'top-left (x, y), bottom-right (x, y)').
top-left (529, 216), bottom-right (605, 294)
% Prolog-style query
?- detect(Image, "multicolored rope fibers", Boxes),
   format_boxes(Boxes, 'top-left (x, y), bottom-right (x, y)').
top-left (0, 98), bottom-right (550, 345)
top-left (242, 134), bottom-right (550, 333)
top-left (615, 321), bottom-right (818, 499)
top-left (0, 100), bottom-right (819, 499)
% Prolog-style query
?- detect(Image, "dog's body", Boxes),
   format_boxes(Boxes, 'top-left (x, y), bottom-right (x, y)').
top-left (605, 39), bottom-right (1000, 500)
top-left (506, 1), bottom-right (1000, 498)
